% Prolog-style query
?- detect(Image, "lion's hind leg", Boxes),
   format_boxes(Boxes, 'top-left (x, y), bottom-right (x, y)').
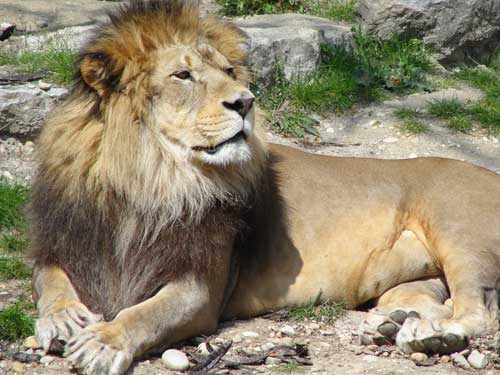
top-left (33, 264), bottom-right (102, 352)
top-left (358, 278), bottom-right (453, 347)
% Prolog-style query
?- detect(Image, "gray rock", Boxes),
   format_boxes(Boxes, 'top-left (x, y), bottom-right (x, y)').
top-left (468, 350), bottom-right (488, 369)
top-left (235, 14), bottom-right (353, 85)
top-left (357, 0), bottom-right (500, 64)
top-left (0, 84), bottom-right (68, 137)
top-left (451, 353), bottom-right (471, 369)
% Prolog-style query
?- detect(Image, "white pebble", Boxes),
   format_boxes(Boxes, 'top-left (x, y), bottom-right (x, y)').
top-left (410, 352), bottom-right (428, 363)
top-left (161, 349), bottom-right (190, 371)
top-left (38, 80), bottom-right (52, 91)
top-left (197, 342), bottom-right (211, 356)
top-left (280, 325), bottom-right (296, 337)
top-left (40, 355), bottom-right (56, 365)
top-left (383, 137), bottom-right (399, 143)
top-left (320, 330), bottom-right (335, 336)
top-left (261, 342), bottom-right (275, 351)
top-left (468, 350), bottom-right (488, 369)
top-left (451, 353), bottom-right (471, 369)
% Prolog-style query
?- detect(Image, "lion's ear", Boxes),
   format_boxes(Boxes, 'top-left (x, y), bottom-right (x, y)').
top-left (80, 52), bottom-right (113, 97)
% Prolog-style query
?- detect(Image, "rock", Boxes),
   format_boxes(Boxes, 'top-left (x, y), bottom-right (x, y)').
top-left (40, 355), bottom-right (57, 365)
top-left (357, 0), bottom-right (500, 64)
top-left (242, 331), bottom-right (259, 338)
top-left (161, 349), bottom-right (190, 371)
top-left (320, 330), bottom-right (335, 336)
top-left (383, 137), bottom-right (399, 143)
top-left (265, 357), bottom-right (282, 365)
top-left (261, 342), bottom-right (275, 351)
top-left (451, 353), bottom-right (471, 369)
top-left (468, 350), bottom-right (488, 369)
top-left (11, 362), bottom-right (24, 373)
top-left (280, 325), bottom-right (296, 337)
top-left (38, 81), bottom-right (52, 91)
top-left (23, 336), bottom-right (41, 350)
top-left (1, 171), bottom-right (14, 180)
top-left (440, 355), bottom-right (451, 363)
top-left (235, 14), bottom-right (353, 86)
top-left (410, 352), bottom-right (428, 364)
top-left (0, 84), bottom-right (68, 138)
top-left (197, 342), bottom-right (211, 356)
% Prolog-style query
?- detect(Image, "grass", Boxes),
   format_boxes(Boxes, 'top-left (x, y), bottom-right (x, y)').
top-left (0, 182), bottom-right (30, 254)
top-left (215, 0), bottom-right (357, 22)
top-left (271, 362), bottom-right (301, 374)
top-left (428, 98), bottom-right (466, 118)
top-left (288, 292), bottom-right (344, 323)
top-left (447, 115), bottom-right (473, 133)
top-left (397, 118), bottom-right (429, 135)
top-left (393, 109), bottom-right (420, 120)
top-left (0, 258), bottom-right (31, 281)
top-left (0, 301), bottom-right (35, 342)
top-left (0, 35), bottom-right (77, 86)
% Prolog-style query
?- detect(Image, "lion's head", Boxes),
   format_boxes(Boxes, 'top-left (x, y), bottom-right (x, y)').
top-left (37, 0), bottom-right (267, 224)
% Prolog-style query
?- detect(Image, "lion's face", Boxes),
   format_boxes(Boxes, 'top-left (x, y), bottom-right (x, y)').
top-left (149, 44), bottom-right (255, 166)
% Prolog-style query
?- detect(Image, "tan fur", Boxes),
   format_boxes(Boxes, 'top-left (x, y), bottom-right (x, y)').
top-left (31, 1), bottom-right (500, 374)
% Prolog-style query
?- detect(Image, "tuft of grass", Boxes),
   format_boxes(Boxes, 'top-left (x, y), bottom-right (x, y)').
top-left (447, 115), bottom-right (473, 133)
top-left (353, 26), bottom-right (433, 91)
top-left (0, 302), bottom-right (35, 342)
top-left (427, 98), bottom-right (466, 118)
top-left (215, 0), bottom-right (303, 16)
top-left (272, 362), bottom-right (301, 374)
top-left (455, 64), bottom-right (500, 134)
top-left (0, 258), bottom-right (32, 281)
top-left (309, 0), bottom-right (357, 22)
top-left (393, 108), bottom-right (420, 120)
top-left (0, 233), bottom-right (29, 254)
top-left (289, 291), bottom-right (344, 323)
top-left (0, 183), bottom-right (28, 230)
top-left (0, 36), bottom-right (77, 86)
top-left (397, 118), bottom-right (429, 135)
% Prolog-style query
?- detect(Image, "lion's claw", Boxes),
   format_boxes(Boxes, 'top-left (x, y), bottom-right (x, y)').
top-left (35, 301), bottom-right (102, 353)
top-left (65, 322), bottom-right (133, 375)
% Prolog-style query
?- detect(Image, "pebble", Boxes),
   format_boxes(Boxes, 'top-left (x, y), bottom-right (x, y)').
top-left (242, 331), bottom-right (259, 338)
top-left (161, 349), bottom-right (190, 371)
top-left (261, 342), bottom-right (275, 351)
top-left (197, 342), bottom-right (211, 356)
top-left (383, 137), bottom-right (399, 143)
top-left (265, 357), bottom-right (282, 365)
top-left (40, 355), bottom-right (57, 365)
top-left (280, 325), bottom-right (296, 337)
top-left (11, 362), bottom-right (24, 373)
top-left (320, 330), bottom-right (335, 336)
top-left (410, 352), bottom-right (428, 364)
top-left (326, 127), bottom-right (334, 133)
top-left (440, 355), bottom-right (451, 363)
top-left (468, 350), bottom-right (488, 369)
top-left (23, 335), bottom-right (41, 350)
top-left (451, 353), bottom-right (471, 369)
top-left (38, 80), bottom-right (52, 91)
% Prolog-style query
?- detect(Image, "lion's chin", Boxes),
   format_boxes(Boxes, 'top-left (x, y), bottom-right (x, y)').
top-left (197, 138), bottom-right (253, 166)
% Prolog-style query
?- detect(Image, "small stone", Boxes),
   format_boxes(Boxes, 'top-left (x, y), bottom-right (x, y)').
top-left (451, 353), bottom-right (471, 369)
top-left (280, 325), bottom-right (296, 337)
top-left (242, 331), bottom-right (259, 338)
top-left (410, 352), bottom-right (428, 364)
top-left (440, 355), bottom-right (451, 363)
top-left (40, 355), bottom-right (57, 365)
top-left (261, 342), bottom-right (275, 351)
top-left (1, 171), bottom-right (14, 180)
top-left (265, 357), bottom-right (282, 365)
top-left (197, 342), bottom-right (211, 356)
top-left (369, 120), bottom-right (381, 126)
top-left (23, 336), bottom-right (41, 350)
top-left (11, 362), bottom-right (24, 373)
top-left (161, 349), bottom-right (190, 371)
top-left (320, 330), bottom-right (335, 336)
top-left (215, 370), bottom-right (230, 375)
top-left (408, 153), bottom-right (418, 159)
top-left (326, 127), bottom-right (334, 133)
top-left (38, 80), bottom-right (52, 91)
top-left (383, 137), bottom-right (399, 143)
top-left (468, 350), bottom-right (488, 369)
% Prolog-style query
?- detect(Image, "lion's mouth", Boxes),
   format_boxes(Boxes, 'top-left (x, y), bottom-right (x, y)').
top-left (193, 131), bottom-right (247, 155)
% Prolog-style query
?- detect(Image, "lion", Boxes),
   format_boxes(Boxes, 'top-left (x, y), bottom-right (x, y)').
top-left (30, 1), bottom-right (500, 374)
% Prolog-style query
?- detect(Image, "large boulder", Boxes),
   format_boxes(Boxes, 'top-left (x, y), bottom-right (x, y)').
top-left (0, 84), bottom-right (68, 138)
top-left (235, 14), bottom-right (353, 85)
top-left (357, 0), bottom-right (500, 64)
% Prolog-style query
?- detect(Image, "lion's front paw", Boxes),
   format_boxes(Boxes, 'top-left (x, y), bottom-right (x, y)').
top-left (36, 299), bottom-right (102, 352)
top-left (65, 322), bottom-right (134, 375)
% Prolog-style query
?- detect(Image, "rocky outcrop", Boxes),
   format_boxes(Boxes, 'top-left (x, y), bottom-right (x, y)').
top-left (235, 14), bottom-right (353, 85)
top-left (357, 0), bottom-right (500, 64)
top-left (0, 84), bottom-right (68, 138)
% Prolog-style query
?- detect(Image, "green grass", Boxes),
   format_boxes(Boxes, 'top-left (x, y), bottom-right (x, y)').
top-left (393, 108), bottom-right (420, 120)
top-left (272, 362), bottom-right (301, 374)
top-left (288, 292), bottom-right (344, 323)
top-left (397, 119), bottom-right (429, 135)
top-left (454, 63), bottom-right (500, 134)
top-left (0, 183), bottom-right (30, 254)
top-left (0, 258), bottom-right (31, 281)
top-left (215, 0), bottom-right (357, 21)
top-left (0, 301), bottom-right (35, 342)
top-left (447, 115), bottom-right (473, 133)
top-left (428, 98), bottom-right (466, 118)
top-left (0, 37), bottom-right (77, 86)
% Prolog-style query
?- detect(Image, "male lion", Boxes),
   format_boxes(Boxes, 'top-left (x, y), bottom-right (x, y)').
top-left (31, 1), bottom-right (500, 374)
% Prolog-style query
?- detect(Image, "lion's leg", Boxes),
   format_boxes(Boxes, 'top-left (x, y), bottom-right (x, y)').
top-left (395, 240), bottom-right (500, 354)
top-left (64, 274), bottom-right (219, 375)
top-left (358, 278), bottom-right (452, 345)
top-left (33, 263), bottom-right (102, 352)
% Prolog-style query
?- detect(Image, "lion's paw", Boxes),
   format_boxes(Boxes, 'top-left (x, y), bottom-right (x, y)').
top-left (358, 308), bottom-right (420, 346)
top-left (396, 317), bottom-right (468, 354)
top-left (36, 300), bottom-right (102, 352)
top-left (65, 322), bottom-right (133, 375)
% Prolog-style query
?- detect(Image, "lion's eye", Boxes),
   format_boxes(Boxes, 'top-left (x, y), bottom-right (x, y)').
top-left (224, 67), bottom-right (236, 79)
top-left (173, 70), bottom-right (192, 80)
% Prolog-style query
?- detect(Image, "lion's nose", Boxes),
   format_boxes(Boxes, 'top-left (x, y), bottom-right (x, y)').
top-left (223, 95), bottom-right (255, 118)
